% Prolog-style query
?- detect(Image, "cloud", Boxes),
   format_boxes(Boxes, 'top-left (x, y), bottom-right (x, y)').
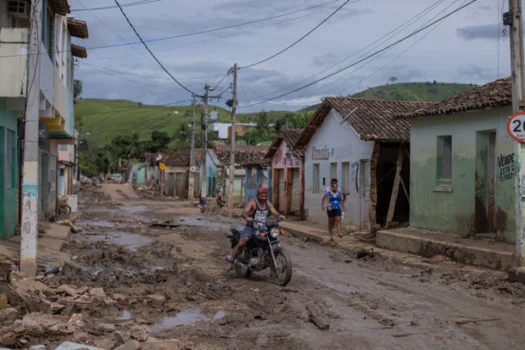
top-left (458, 64), bottom-right (496, 82)
top-left (456, 23), bottom-right (500, 41)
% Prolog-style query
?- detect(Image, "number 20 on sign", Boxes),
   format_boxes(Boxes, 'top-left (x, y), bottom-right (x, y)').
top-left (508, 112), bottom-right (525, 142)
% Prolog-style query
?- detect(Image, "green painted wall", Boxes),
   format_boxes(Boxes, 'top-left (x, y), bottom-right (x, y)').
top-left (410, 106), bottom-right (516, 243)
top-left (0, 98), bottom-right (19, 238)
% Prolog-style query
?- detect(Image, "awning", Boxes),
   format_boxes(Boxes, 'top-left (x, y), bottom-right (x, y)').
top-left (67, 18), bottom-right (89, 39)
top-left (71, 44), bottom-right (87, 58)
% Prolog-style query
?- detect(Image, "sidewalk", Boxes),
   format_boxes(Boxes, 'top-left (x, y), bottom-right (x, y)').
top-left (0, 221), bottom-right (73, 270)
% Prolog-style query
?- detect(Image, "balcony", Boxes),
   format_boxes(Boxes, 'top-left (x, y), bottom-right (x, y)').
top-left (0, 28), bottom-right (28, 98)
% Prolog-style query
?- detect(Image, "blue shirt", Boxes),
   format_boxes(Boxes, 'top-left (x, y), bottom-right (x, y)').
top-left (328, 190), bottom-right (342, 210)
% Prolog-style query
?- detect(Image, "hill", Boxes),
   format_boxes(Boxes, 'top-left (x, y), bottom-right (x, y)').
top-left (75, 98), bottom-right (308, 146)
top-left (301, 82), bottom-right (476, 111)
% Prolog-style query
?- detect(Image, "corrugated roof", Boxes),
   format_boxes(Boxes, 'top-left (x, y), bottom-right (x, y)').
top-left (294, 97), bottom-right (428, 148)
top-left (394, 77), bottom-right (512, 119)
top-left (68, 18), bottom-right (89, 39)
top-left (265, 129), bottom-right (303, 160)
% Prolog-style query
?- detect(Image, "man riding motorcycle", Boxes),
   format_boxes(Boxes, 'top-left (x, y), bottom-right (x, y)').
top-left (226, 187), bottom-right (286, 270)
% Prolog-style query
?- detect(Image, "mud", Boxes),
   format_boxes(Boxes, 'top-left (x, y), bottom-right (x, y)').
top-left (3, 185), bottom-right (525, 349)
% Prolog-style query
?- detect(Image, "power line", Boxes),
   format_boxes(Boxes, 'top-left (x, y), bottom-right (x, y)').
top-left (72, 0), bottom-right (161, 11)
top-left (240, 0), bottom-right (354, 69)
top-left (89, 0), bottom-right (342, 51)
top-left (239, 0), bottom-right (478, 108)
top-left (239, 0), bottom-right (447, 101)
top-left (113, 0), bottom-right (201, 96)
top-left (0, 3), bottom-right (337, 59)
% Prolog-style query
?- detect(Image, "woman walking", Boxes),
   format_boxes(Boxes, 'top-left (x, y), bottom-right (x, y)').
top-left (322, 179), bottom-right (345, 240)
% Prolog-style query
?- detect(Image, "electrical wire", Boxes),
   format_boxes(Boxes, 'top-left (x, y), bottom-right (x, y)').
top-left (71, 0), bottom-right (161, 12)
top-left (240, 0), bottom-right (354, 69)
top-left (239, 0), bottom-right (479, 108)
top-left (239, 0), bottom-right (447, 101)
top-left (113, 0), bottom-right (201, 96)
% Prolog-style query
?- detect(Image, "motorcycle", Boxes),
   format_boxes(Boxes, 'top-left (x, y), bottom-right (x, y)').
top-left (227, 218), bottom-right (292, 286)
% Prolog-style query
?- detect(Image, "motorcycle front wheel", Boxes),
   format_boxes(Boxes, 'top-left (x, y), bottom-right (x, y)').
top-left (271, 249), bottom-right (293, 286)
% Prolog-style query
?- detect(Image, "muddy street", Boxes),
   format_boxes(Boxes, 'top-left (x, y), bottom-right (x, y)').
top-left (4, 184), bottom-right (525, 350)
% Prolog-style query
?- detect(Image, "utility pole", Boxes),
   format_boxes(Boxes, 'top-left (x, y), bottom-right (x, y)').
top-left (201, 85), bottom-right (211, 199)
top-left (189, 95), bottom-right (197, 201)
top-left (21, 0), bottom-right (43, 277)
top-left (507, 0), bottom-right (525, 265)
top-left (76, 118), bottom-right (81, 182)
top-left (228, 64), bottom-right (238, 210)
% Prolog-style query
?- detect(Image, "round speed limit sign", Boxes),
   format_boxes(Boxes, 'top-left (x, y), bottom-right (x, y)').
top-left (508, 112), bottom-right (525, 142)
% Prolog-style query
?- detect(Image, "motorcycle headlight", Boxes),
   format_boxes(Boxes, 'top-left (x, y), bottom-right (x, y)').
top-left (270, 227), bottom-right (280, 238)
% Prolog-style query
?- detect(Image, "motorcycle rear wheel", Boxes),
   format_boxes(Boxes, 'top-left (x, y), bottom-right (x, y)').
top-left (271, 249), bottom-right (293, 286)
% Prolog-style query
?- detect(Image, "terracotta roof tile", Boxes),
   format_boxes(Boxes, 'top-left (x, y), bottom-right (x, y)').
top-left (395, 77), bottom-right (511, 119)
top-left (144, 149), bottom-right (205, 167)
top-left (215, 146), bottom-right (270, 167)
top-left (265, 129), bottom-right (303, 160)
top-left (294, 97), bottom-right (427, 148)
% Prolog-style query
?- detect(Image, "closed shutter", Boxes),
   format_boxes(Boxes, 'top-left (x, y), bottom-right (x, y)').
top-left (290, 168), bottom-right (300, 213)
top-left (278, 169), bottom-right (285, 211)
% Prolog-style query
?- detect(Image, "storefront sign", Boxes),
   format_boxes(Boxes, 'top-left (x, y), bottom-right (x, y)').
top-left (312, 147), bottom-right (330, 160)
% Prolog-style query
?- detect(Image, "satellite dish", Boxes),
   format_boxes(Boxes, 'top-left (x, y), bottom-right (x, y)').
top-left (156, 154), bottom-right (163, 162)
top-left (190, 166), bottom-right (197, 173)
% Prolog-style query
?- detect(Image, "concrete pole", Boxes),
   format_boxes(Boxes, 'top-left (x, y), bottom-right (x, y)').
top-left (21, 0), bottom-right (43, 277)
top-left (188, 95), bottom-right (196, 201)
top-left (201, 85), bottom-right (209, 198)
top-left (228, 64), bottom-right (238, 209)
top-left (509, 0), bottom-right (525, 265)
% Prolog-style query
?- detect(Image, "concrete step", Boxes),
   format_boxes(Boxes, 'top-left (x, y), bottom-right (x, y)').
top-left (377, 228), bottom-right (515, 271)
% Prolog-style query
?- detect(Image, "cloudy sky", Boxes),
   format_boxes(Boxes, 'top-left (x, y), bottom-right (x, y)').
top-left (72, 0), bottom-right (508, 112)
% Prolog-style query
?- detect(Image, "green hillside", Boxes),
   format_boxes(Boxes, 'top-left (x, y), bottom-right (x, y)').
top-left (301, 82), bottom-right (477, 111)
top-left (75, 98), bottom-right (308, 146)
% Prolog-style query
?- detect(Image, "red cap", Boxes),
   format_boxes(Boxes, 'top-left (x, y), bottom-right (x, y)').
top-left (258, 187), bottom-right (269, 194)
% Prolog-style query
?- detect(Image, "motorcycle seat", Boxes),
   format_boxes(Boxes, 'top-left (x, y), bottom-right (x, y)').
top-left (231, 226), bottom-right (245, 235)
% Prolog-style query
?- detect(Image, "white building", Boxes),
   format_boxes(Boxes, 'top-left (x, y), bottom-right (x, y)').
top-left (294, 97), bottom-right (427, 232)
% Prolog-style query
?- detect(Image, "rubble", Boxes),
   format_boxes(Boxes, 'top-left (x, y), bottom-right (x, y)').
top-left (90, 287), bottom-right (106, 298)
top-left (0, 307), bottom-right (17, 322)
top-left (144, 294), bottom-right (166, 307)
top-left (114, 341), bottom-right (140, 350)
top-left (130, 325), bottom-right (150, 342)
top-left (22, 313), bottom-right (67, 336)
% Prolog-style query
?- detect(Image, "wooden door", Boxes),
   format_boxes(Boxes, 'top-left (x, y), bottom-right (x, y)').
top-left (176, 172), bottom-right (189, 199)
top-left (359, 160), bottom-right (370, 231)
top-left (290, 168), bottom-right (301, 214)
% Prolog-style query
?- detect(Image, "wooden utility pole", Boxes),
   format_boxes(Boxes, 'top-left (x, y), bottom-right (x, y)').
top-left (189, 95), bottom-right (197, 201)
top-left (507, 0), bottom-right (525, 264)
top-left (228, 64), bottom-right (238, 209)
top-left (201, 85), bottom-right (211, 198)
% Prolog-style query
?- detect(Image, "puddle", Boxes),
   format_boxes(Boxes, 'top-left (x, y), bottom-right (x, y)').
top-left (99, 322), bottom-right (116, 330)
top-left (171, 216), bottom-right (231, 231)
top-left (81, 231), bottom-right (155, 251)
top-left (151, 311), bottom-right (209, 331)
top-left (212, 311), bottom-right (226, 321)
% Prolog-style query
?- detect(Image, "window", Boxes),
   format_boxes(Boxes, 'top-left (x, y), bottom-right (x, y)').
top-left (330, 162), bottom-right (337, 183)
top-left (6, 130), bottom-right (15, 188)
top-left (313, 164), bottom-right (320, 193)
top-left (342, 162), bottom-right (350, 193)
top-left (46, 7), bottom-right (55, 61)
top-left (437, 136), bottom-right (452, 186)
top-left (58, 144), bottom-right (67, 151)
top-left (8, 0), bottom-right (29, 18)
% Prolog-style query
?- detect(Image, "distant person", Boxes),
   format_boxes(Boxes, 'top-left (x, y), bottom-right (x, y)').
top-left (217, 189), bottom-right (225, 208)
top-left (321, 179), bottom-right (345, 240)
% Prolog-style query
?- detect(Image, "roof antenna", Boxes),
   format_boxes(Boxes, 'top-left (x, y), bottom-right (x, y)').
top-left (340, 107), bottom-right (358, 124)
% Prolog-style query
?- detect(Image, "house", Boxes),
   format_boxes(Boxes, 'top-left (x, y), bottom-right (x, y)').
top-left (0, 0), bottom-right (88, 234)
top-left (199, 149), bottom-right (223, 197)
top-left (212, 122), bottom-right (256, 139)
top-left (241, 158), bottom-right (272, 204)
top-left (394, 77), bottom-right (516, 243)
top-left (215, 145), bottom-right (269, 205)
top-left (294, 97), bottom-right (428, 232)
top-left (265, 129), bottom-right (303, 215)
top-left (144, 149), bottom-right (204, 198)
top-left (58, 143), bottom-right (75, 197)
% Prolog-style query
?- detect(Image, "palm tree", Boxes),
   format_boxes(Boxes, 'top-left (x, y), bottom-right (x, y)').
top-left (255, 111), bottom-right (270, 135)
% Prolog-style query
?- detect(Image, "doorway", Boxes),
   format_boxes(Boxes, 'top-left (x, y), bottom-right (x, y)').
top-left (359, 160), bottom-right (370, 231)
top-left (475, 131), bottom-right (496, 233)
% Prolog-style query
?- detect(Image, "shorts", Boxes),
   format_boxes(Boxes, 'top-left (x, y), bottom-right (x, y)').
top-left (241, 227), bottom-right (256, 239)
top-left (327, 209), bottom-right (342, 218)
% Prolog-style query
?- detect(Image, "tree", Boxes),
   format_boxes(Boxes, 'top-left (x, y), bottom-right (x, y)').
top-left (255, 111), bottom-right (270, 136)
top-left (74, 80), bottom-right (83, 99)
top-left (388, 77), bottom-right (398, 84)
